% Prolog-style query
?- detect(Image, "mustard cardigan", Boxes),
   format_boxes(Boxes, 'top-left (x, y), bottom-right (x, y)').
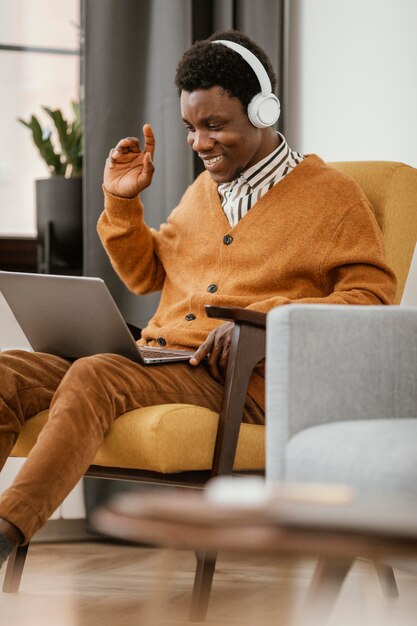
top-left (98, 154), bottom-right (396, 409)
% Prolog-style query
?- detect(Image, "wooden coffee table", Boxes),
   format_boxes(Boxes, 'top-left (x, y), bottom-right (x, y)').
top-left (92, 485), bottom-right (417, 624)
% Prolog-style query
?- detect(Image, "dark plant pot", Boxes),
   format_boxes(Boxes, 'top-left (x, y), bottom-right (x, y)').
top-left (36, 176), bottom-right (83, 274)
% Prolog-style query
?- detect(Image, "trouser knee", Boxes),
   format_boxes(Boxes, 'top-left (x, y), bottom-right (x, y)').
top-left (0, 350), bottom-right (57, 429)
top-left (49, 354), bottom-right (121, 435)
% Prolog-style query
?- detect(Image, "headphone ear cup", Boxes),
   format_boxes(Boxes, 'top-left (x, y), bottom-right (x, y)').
top-left (247, 93), bottom-right (281, 128)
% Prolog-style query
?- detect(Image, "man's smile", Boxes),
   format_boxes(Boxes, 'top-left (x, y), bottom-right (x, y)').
top-left (201, 154), bottom-right (224, 170)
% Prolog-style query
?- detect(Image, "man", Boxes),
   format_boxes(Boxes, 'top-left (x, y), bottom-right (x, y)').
top-left (0, 31), bottom-right (396, 564)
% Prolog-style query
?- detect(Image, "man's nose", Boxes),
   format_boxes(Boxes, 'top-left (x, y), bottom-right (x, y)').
top-left (192, 130), bottom-right (215, 152)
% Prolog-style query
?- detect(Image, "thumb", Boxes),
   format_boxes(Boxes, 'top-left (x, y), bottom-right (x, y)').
top-left (139, 151), bottom-right (155, 191)
top-left (143, 151), bottom-right (154, 172)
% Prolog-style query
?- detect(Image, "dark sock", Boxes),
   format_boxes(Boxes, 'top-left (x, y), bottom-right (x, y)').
top-left (0, 533), bottom-right (14, 568)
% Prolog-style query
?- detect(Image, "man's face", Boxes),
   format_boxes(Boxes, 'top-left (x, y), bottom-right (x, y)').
top-left (180, 86), bottom-right (268, 184)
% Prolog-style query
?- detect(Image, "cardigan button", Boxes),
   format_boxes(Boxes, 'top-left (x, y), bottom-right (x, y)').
top-left (185, 314), bottom-right (196, 321)
top-left (207, 284), bottom-right (218, 293)
top-left (156, 337), bottom-right (166, 346)
top-left (223, 235), bottom-right (233, 245)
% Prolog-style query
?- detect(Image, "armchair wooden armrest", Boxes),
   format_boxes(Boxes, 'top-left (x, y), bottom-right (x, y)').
top-left (205, 305), bottom-right (266, 328)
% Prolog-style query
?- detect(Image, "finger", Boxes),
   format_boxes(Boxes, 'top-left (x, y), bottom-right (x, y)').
top-left (115, 137), bottom-right (141, 153)
top-left (210, 325), bottom-right (233, 380)
top-left (111, 150), bottom-right (142, 164)
top-left (143, 124), bottom-right (156, 159)
top-left (190, 337), bottom-right (213, 366)
top-left (108, 147), bottom-right (136, 169)
top-left (139, 152), bottom-right (155, 188)
top-left (218, 345), bottom-right (230, 376)
top-left (107, 147), bottom-right (126, 169)
top-left (201, 330), bottom-right (223, 381)
top-left (107, 148), bottom-right (116, 169)
top-left (143, 151), bottom-right (154, 172)
top-left (207, 357), bottom-right (223, 383)
top-left (206, 343), bottom-right (225, 383)
top-left (189, 346), bottom-right (210, 366)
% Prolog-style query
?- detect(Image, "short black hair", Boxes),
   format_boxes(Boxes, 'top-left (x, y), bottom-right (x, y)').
top-left (175, 30), bottom-right (277, 113)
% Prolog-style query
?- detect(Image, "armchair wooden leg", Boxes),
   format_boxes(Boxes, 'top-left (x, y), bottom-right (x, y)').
top-left (189, 551), bottom-right (217, 623)
top-left (374, 563), bottom-right (399, 598)
top-left (2, 543), bottom-right (29, 593)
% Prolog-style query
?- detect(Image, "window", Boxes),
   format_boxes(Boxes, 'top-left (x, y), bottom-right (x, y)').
top-left (0, 0), bottom-right (80, 236)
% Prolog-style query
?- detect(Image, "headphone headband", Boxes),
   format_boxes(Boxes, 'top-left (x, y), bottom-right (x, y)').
top-left (212, 39), bottom-right (272, 95)
top-left (211, 39), bottom-right (280, 129)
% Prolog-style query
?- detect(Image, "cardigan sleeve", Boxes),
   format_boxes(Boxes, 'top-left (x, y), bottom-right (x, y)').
top-left (97, 188), bottom-right (166, 294)
top-left (246, 200), bottom-right (397, 313)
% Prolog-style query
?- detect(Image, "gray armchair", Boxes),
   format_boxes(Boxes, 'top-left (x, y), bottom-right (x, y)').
top-left (266, 303), bottom-right (417, 498)
top-left (265, 304), bottom-right (417, 617)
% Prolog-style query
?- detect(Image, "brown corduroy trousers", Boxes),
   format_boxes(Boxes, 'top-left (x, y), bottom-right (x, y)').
top-left (0, 350), bottom-right (263, 542)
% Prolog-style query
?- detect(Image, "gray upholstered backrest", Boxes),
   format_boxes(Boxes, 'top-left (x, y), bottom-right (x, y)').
top-left (266, 305), bottom-right (417, 480)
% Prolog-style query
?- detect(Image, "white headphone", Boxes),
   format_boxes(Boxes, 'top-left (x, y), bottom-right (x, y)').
top-left (212, 39), bottom-right (281, 129)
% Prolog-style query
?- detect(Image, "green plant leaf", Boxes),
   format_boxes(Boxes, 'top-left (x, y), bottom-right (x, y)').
top-left (18, 101), bottom-right (83, 177)
top-left (18, 114), bottom-right (64, 175)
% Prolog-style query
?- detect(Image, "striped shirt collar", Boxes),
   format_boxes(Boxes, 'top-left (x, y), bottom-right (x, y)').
top-left (236, 132), bottom-right (291, 190)
top-left (218, 133), bottom-right (304, 227)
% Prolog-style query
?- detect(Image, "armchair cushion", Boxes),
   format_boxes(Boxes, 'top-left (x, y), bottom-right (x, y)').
top-left (286, 419), bottom-right (417, 499)
top-left (10, 405), bottom-right (265, 473)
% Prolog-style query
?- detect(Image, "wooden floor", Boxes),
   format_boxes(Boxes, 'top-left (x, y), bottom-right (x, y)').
top-left (1, 541), bottom-right (417, 625)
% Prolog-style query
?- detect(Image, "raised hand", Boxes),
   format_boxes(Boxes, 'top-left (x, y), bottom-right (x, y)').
top-left (103, 124), bottom-right (155, 198)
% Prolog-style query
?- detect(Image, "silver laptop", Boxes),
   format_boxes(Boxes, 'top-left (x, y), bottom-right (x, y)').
top-left (0, 271), bottom-right (193, 365)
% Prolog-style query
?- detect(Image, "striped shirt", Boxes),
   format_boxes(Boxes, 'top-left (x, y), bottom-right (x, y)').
top-left (218, 133), bottom-right (304, 227)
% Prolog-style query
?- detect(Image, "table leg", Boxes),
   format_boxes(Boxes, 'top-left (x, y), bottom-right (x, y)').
top-left (189, 551), bottom-right (217, 622)
top-left (298, 557), bottom-right (355, 626)
top-left (373, 563), bottom-right (399, 598)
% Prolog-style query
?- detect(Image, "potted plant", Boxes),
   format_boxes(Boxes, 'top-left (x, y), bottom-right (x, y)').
top-left (18, 101), bottom-right (83, 274)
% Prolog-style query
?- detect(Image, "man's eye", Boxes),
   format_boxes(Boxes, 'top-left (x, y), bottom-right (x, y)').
top-left (207, 124), bottom-right (222, 131)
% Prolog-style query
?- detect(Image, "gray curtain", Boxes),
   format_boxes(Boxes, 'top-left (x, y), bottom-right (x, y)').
top-left (82, 0), bottom-right (285, 327)
top-left (81, 0), bottom-right (285, 520)
top-left (83, 0), bottom-right (194, 327)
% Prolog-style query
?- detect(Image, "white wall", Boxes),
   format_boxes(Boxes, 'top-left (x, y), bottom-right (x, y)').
top-left (285, 0), bottom-right (417, 167)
